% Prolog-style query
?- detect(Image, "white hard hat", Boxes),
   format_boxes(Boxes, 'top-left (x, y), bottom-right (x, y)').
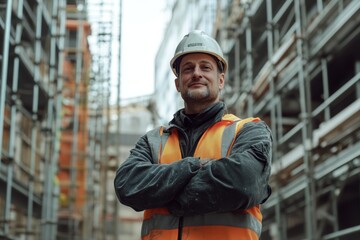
top-left (170, 30), bottom-right (228, 77)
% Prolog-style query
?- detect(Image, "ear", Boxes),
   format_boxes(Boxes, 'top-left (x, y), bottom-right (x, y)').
top-left (174, 78), bottom-right (180, 92)
top-left (218, 73), bottom-right (225, 90)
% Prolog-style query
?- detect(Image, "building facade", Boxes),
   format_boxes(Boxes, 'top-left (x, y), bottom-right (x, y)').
top-left (154, 0), bottom-right (360, 239)
top-left (0, 1), bottom-right (66, 239)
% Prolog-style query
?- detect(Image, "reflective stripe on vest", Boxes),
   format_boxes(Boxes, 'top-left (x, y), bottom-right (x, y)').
top-left (142, 210), bottom-right (262, 239)
top-left (144, 115), bottom-right (261, 240)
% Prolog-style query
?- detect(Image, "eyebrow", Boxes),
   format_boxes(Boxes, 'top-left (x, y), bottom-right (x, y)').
top-left (181, 60), bottom-right (214, 67)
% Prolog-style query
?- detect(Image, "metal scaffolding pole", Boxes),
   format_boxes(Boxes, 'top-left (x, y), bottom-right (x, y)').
top-left (32, 1), bottom-right (50, 239)
top-left (68, 4), bottom-right (85, 239)
top-left (265, 0), bottom-right (286, 239)
top-left (245, 7), bottom-right (254, 117)
top-left (0, 0), bottom-right (12, 172)
top-left (50, 0), bottom-right (66, 236)
top-left (43, 1), bottom-right (62, 239)
top-left (29, 1), bottom-right (42, 236)
top-left (94, 111), bottom-right (102, 239)
top-left (294, 0), bottom-right (317, 239)
top-left (83, 42), bottom-right (100, 239)
top-left (114, 0), bottom-right (122, 239)
top-left (99, 55), bottom-right (112, 240)
top-left (84, 108), bottom-right (97, 239)
top-left (101, 98), bottom-right (110, 240)
top-left (321, 58), bottom-right (331, 121)
top-left (0, 0), bottom-right (16, 237)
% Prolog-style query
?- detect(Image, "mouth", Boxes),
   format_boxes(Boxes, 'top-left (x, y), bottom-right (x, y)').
top-left (188, 82), bottom-right (206, 88)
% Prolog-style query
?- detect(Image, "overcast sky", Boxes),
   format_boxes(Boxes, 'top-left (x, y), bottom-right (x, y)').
top-left (120, 0), bottom-right (168, 100)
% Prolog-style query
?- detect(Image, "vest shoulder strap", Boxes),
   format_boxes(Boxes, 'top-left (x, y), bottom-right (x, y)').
top-left (146, 126), bottom-right (169, 164)
top-left (222, 115), bottom-right (261, 156)
top-left (222, 113), bottom-right (241, 121)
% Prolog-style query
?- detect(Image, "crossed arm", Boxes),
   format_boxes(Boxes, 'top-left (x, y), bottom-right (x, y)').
top-left (114, 121), bottom-right (272, 216)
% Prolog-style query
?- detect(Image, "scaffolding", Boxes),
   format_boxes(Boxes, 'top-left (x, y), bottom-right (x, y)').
top-left (0, 0), bottom-right (66, 239)
top-left (217, 0), bottom-right (360, 239)
top-left (86, 0), bottom-right (123, 239)
top-left (5, 0), bottom-right (359, 239)
top-left (0, 0), bottom-right (122, 239)
top-left (56, 1), bottom-right (92, 239)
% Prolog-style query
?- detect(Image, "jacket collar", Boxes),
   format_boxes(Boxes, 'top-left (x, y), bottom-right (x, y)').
top-left (168, 102), bottom-right (226, 130)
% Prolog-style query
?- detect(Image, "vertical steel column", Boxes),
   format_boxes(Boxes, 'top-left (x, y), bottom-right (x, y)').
top-left (330, 186), bottom-right (340, 235)
top-left (266, 0), bottom-right (285, 239)
top-left (84, 110), bottom-right (96, 240)
top-left (97, 1), bottom-right (113, 237)
top-left (321, 58), bottom-right (331, 121)
top-left (51, 0), bottom-right (66, 238)
top-left (317, 0), bottom-right (324, 12)
top-left (11, 1), bottom-right (33, 239)
top-left (34, 1), bottom-right (50, 239)
top-left (294, 0), bottom-right (317, 239)
top-left (28, 0), bottom-right (42, 235)
top-left (68, 3), bottom-right (85, 239)
top-left (276, 98), bottom-right (284, 139)
top-left (94, 110), bottom-right (102, 239)
top-left (234, 39), bottom-right (241, 116)
top-left (245, 4), bottom-right (254, 116)
top-left (113, 0), bottom-right (122, 239)
top-left (43, 0), bottom-right (61, 239)
top-left (2, 1), bottom-right (14, 235)
top-left (0, 0), bottom-right (13, 171)
top-left (39, 0), bottom-right (60, 235)
top-left (100, 63), bottom-right (111, 240)
top-left (100, 101), bottom-right (110, 240)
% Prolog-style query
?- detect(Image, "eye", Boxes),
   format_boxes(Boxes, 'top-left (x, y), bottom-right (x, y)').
top-left (201, 64), bottom-right (212, 71)
top-left (181, 65), bottom-right (193, 73)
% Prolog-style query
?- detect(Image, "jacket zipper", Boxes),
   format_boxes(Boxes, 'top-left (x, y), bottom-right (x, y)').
top-left (177, 216), bottom-right (184, 240)
top-left (175, 127), bottom-right (195, 240)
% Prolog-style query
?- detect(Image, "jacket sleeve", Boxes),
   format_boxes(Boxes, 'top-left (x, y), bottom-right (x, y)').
top-left (168, 121), bottom-right (272, 216)
top-left (114, 131), bottom-right (201, 211)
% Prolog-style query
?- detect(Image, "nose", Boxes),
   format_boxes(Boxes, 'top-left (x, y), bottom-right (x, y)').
top-left (192, 65), bottom-right (202, 79)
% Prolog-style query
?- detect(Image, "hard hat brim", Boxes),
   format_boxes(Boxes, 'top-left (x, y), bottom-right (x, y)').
top-left (170, 50), bottom-right (228, 77)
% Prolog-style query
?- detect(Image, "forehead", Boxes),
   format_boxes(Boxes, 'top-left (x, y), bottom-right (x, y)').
top-left (180, 53), bottom-right (217, 66)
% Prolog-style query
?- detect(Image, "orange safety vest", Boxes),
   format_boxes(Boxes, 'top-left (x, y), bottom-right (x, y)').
top-left (143, 114), bottom-right (262, 240)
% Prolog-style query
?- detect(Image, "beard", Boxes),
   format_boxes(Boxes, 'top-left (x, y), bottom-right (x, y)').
top-left (182, 87), bottom-right (214, 103)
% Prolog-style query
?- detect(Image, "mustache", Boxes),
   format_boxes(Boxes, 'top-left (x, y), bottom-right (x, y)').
top-left (188, 79), bottom-right (206, 87)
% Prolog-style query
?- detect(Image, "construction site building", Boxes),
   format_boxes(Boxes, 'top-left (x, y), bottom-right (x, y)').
top-left (1, 0), bottom-right (360, 239)
top-left (0, 0), bottom-right (124, 239)
top-left (57, 3), bottom-right (91, 239)
top-left (215, 0), bottom-right (360, 239)
top-left (154, 0), bottom-right (360, 239)
top-left (0, 1), bottom-right (67, 239)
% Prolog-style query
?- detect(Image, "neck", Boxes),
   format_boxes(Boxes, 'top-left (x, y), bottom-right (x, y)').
top-left (184, 100), bottom-right (219, 115)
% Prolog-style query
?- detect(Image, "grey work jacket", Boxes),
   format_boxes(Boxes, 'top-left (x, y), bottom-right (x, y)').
top-left (114, 102), bottom-right (272, 216)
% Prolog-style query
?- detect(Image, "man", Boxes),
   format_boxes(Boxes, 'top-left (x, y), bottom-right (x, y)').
top-left (114, 30), bottom-right (272, 240)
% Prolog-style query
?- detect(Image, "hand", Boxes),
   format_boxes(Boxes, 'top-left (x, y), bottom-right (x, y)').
top-left (199, 158), bottom-right (212, 168)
